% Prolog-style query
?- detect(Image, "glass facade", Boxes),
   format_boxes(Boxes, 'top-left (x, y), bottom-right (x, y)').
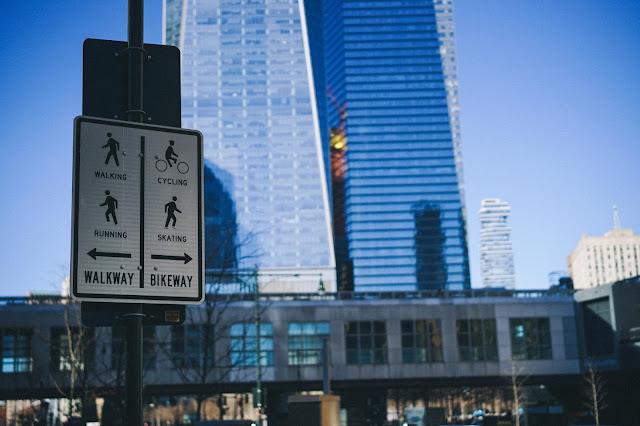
top-left (456, 318), bottom-right (498, 362)
top-left (401, 319), bottom-right (443, 363)
top-left (323, 0), bottom-right (470, 291)
top-left (169, 324), bottom-right (214, 369)
top-left (288, 321), bottom-right (330, 365)
top-left (1, 328), bottom-right (32, 373)
top-left (164, 0), bottom-right (335, 289)
top-left (479, 198), bottom-right (515, 289)
top-left (509, 317), bottom-right (552, 360)
top-left (582, 298), bottom-right (615, 357)
top-left (230, 323), bottom-right (274, 366)
top-left (345, 320), bottom-right (387, 364)
top-left (50, 327), bottom-right (94, 372)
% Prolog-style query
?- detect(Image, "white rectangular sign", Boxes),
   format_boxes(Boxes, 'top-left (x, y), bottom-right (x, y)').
top-left (71, 116), bottom-right (204, 304)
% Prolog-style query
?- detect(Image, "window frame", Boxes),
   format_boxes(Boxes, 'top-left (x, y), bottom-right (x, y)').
top-left (456, 318), bottom-right (498, 362)
top-left (288, 321), bottom-right (330, 365)
top-left (509, 317), bottom-right (552, 360)
top-left (345, 320), bottom-right (388, 365)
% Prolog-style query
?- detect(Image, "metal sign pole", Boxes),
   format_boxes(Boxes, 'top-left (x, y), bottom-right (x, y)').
top-left (126, 0), bottom-right (144, 425)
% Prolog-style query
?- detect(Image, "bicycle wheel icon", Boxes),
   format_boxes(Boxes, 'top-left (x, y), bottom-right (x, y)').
top-left (155, 159), bottom-right (168, 172)
top-left (155, 157), bottom-right (189, 174)
top-left (177, 162), bottom-right (189, 174)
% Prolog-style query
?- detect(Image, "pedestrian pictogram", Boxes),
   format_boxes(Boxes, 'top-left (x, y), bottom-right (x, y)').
top-left (100, 190), bottom-right (118, 224)
top-left (102, 132), bottom-right (120, 166)
top-left (164, 196), bottom-right (182, 228)
top-left (71, 116), bottom-right (204, 305)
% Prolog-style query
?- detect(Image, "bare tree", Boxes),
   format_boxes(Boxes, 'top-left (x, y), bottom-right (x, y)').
top-left (48, 298), bottom-right (99, 423)
top-left (583, 359), bottom-right (608, 426)
top-left (508, 361), bottom-right (530, 426)
top-left (158, 218), bottom-right (263, 421)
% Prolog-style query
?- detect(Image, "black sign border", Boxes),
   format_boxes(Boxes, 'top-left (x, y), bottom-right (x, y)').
top-left (71, 115), bottom-right (203, 304)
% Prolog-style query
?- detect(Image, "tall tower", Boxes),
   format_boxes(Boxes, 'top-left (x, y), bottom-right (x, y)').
top-left (163, 0), bottom-right (336, 292)
top-left (479, 198), bottom-right (515, 289)
top-left (323, 0), bottom-right (470, 291)
top-left (568, 206), bottom-right (640, 289)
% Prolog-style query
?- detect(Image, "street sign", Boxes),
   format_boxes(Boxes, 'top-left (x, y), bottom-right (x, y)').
top-left (71, 116), bottom-right (204, 304)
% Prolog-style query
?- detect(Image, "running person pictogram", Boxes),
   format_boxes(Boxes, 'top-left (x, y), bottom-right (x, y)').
top-left (164, 196), bottom-right (182, 228)
top-left (100, 190), bottom-right (118, 225)
top-left (102, 132), bottom-right (120, 166)
top-left (165, 140), bottom-right (179, 167)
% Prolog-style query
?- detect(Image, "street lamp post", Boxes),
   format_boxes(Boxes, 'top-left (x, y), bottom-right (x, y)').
top-left (253, 267), bottom-right (265, 426)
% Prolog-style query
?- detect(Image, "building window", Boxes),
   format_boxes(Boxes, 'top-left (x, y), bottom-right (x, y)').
top-left (1, 328), bottom-right (33, 373)
top-left (456, 319), bottom-right (498, 361)
top-left (582, 298), bottom-right (614, 357)
top-left (50, 327), bottom-right (95, 372)
top-left (401, 319), bottom-right (443, 363)
top-left (345, 321), bottom-right (387, 364)
top-left (288, 322), bottom-right (329, 365)
top-left (112, 326), bottom-right (158, 370)
top-left (510, 317), bottom-right (552, 360)
top-left (171, 325), bottom-right (215, 369)
top-left (230, 323), bottom-right (273, 367)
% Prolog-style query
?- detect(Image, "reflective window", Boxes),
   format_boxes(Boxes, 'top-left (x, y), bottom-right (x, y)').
top-left (345, 321), bottom-right (387, 364)
top-left (169, 325), bottom-right (214, 369)
top-left (1, 328), bottom-right (32, 373)
top-left (509, 318), bottom-right (552, 360)
top-left (288, 322), bottom-right (330, 365)
top-left (401, 319), bottom-right (443, 363)
top-left (582, 298), bottom-right (614, 357)
top-left (230, 323), bottom-right (274, 366)
top-left (456, 319), bottom-right (498, 362)
top-left (50, 327), bottom-right (94, 372)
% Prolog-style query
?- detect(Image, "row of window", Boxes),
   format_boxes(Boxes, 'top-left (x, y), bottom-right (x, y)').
top-left (0, 317), bottom-right (553, 374)
top-left (173, 317), bottom-right (552, 368)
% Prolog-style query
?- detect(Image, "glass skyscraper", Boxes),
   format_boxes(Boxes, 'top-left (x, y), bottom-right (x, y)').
top-left (479, 198), bottom-right (515, 289)
top-left (163, 0), bottom-right (336, 292)
top-left (323, 0), bottom-right (470, 291)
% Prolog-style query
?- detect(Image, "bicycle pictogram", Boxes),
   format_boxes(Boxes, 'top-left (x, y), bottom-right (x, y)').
top-left (155, 139), bottom-right (189, 174)
top-left (155, 157), bottom-right (189, 174)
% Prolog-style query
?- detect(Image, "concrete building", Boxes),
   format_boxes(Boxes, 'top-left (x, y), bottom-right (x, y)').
top-left (2, 280), bottom-right (640, 425)
top-left (568, 208), bottom-right (640, 289)
top-left (0, 289), bottom-right (580, 424)
top-left (573, 276), bottom-right (640, 370)
top-left (479, 198), bottom-right (515, 289)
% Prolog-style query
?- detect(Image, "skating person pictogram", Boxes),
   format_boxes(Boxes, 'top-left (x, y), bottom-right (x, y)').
top-left (164, 196), bottom-right (182, 228)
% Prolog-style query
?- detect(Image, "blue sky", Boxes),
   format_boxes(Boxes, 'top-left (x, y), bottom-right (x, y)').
top-left (0, 0), bottom-right (639, 296)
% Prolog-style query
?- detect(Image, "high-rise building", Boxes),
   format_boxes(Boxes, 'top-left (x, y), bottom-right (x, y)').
top-left (568, 207), bottom-right (640, 289)
top-left (163, 0), bottom-right (336, 292)
top-left (479, 198), bottom-right (515, 289)
top-left (323, 0), bottom-right (470, 291)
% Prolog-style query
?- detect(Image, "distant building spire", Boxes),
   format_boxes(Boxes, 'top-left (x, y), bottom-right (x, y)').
top-left (613, 205), bottom-right (621, 230)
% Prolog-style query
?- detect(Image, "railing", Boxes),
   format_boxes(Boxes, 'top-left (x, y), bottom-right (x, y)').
top-left (0, 288), bottom-right (574, 306)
